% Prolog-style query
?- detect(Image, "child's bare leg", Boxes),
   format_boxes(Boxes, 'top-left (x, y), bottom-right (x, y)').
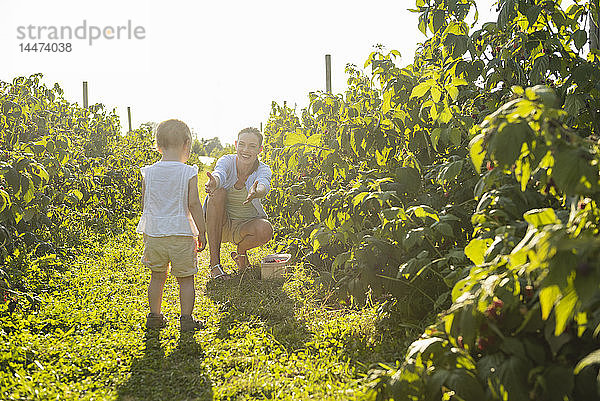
top-left (176, 275), bottom-right (195, 316)
top-left (148, 270), bottom-right (168, 315)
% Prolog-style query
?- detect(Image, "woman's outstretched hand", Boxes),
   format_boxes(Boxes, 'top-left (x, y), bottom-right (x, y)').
top-left (243, 181), bottom-right (258, 205)
top-left (205, 171), bottom-right (217, 195)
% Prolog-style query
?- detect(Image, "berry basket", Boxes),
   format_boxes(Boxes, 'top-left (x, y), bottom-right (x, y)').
top-left (260, 253), bottom-right (291, 279)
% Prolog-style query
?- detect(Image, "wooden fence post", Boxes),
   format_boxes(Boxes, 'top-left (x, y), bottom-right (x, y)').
top-left (83, 81), bottom-right (88, 108)
top-left (127, 107), bottom-right (132, 132)
top-left (325, 54), bottom-right (332, 93)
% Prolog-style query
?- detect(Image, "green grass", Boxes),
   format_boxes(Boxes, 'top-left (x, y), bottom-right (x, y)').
top-left (0, 178), bottom-right (409, 400)
top-left (0, 228), bottom-right (406, 400)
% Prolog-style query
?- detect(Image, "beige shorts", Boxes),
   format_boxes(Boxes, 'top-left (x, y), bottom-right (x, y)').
top-left (222, 217), bottom-right (257, 244)
top-left (141, 234), bottom-right (197, 277)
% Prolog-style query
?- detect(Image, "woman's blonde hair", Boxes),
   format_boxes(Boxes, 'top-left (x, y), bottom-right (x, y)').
top-left (155, 119), bottom-right (192, 150)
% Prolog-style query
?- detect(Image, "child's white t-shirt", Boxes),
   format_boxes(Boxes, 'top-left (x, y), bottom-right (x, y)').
top-left (136, 161), bottom-right (199, 237)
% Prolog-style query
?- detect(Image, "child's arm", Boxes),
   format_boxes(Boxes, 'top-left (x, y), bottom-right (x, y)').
top-left (188, 175), bottom-right (207, 251)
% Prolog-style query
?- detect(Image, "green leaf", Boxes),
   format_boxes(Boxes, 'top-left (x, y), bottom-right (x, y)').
top-left (441, 160), bottom-right (463, 182)
top-left (407, 337), bottom-right (445, 360)
top-left (553, 146), bottom-right (598, 195)
top-left (30, 163), bottom-right (50, 187)
top-left (497, 355), bottom-right (532, 401)
top-left (0, 189), bottom-right (10, 213)
top-left (418, 13), bottom-right (427, 35)
top-left (364, 51), bottom-right (377, 68)
top-left (23, 207), bottom-right (36, 222)
top-left (445, 368), bottom-right (486, 401)
top-left (554, 287), bottom-right (578, 335)
top-left (407, 205), bottom-right (439, 221)
top-left (376, 147), bottom-right (391, 166)
top-left (433, 221), bottom-right (454, 237)
top-left (526, 5), bottom-right (542, 27)
top-left (515, 157), bottom-right (531, 191)
top-left (306, 133), bottom-right (322, 146)
top-left (438, 106), bottom-right (453, 123)
top-left (427, 369), bottom-right (450, 400)
top-left (477, 353), bottom-right (506, 382)
top-left (430, 103), bottom-right (438, 121)
top-left (573, 30), bottom-right (587, 50)
top-left (564, 94), bottom-right (586, 117)
top-left (528, 85), bottom-right (559, 108)
top-left (352, 192), bottom-right (369, 206)
top-left (394, 167), bottom-right (422, 193)
top-left (523, 208), bottom-right (557, 228)
top-left (381, 207), bottom-right (407, 222)
top-left (69, 189), bottom-right (84, 202)
top-left (20, 176), bottom-right (35, 203)
top-left (575, 349), bottom-right (600, 374)
top-left (464, 238), bottom-right (494, 265)
top-left (311, 228), bottom-right (331, 252)
top-left (446, 85), bottom-right (459, 101)
top-left (511, 85), bottom-right (524, 96)
top-left (11, 203), bottom-right (23, 224)
top-left (410, 81), bottom-right (432, 99)
top-left (3, 167), bottom-right (20, 191)
top-left (469, 133), bottom-right (486, 173)
top-left (284, 129), bottom-right (307, 146)
top-left (489, 121), bottom-right (530, 166)
top-left (574, 312), bottom-right (588, 337)
top-left (498, 0), bottom-right (517, 28)
top-left (431, 128), bottom-right (442, 150)
top-left (531, 56), bottom-right (550, 82)
top-left (540, 285), bottom-right (561, 320)
top-left (404, 228), bottom-right (426, 249)
top-left (431, 86), bottom-right (442, 103)
top-left (449, 128), bottom-right (461, 146)
top-left (332, 251), bottom-right (351, 271)
top-left (382, 91), bottom-right (392, 113)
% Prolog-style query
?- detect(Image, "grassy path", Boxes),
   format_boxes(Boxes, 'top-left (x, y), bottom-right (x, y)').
top-left (0, 227), bottom-right (406, 400)
top-left (0, 172), bottom-right (408, 400)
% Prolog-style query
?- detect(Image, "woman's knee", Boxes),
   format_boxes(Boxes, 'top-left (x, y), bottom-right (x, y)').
top-left (259, 221), bottom-right (273, 243)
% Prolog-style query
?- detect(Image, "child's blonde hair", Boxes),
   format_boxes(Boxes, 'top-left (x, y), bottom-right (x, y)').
top-left (155, 119), bottom-right (192, 150)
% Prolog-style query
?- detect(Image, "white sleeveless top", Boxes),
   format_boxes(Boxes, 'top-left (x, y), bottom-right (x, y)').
top-left (135, 161), bottom-right (199, 237)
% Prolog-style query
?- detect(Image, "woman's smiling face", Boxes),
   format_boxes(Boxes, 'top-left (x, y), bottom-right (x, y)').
top-left (236, 131), bottom-right (262, 164)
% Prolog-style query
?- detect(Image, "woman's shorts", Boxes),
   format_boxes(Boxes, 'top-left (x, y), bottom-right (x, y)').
top-left (221, 217), bottom-right (257, 244)
top-left (141, 235), bottom-right (198, 277)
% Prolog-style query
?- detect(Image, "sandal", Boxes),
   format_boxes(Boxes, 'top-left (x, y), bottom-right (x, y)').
top-left (210, 264), bottom-right (232, 281)
top-left (230, 251), bottom-right (248, 273)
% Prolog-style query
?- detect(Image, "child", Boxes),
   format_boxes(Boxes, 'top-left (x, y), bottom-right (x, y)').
top-left (136, 119), bottom-right (207, 331)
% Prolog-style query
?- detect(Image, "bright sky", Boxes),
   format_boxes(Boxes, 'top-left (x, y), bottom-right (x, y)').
top-left (1, 0), bottom-right (498, 145)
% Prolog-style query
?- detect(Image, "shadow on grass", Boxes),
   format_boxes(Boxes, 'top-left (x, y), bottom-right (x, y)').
top-left (117, 329), bottom-right (212, 401)
top-left (205, 269), bottom-right (311, 351)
